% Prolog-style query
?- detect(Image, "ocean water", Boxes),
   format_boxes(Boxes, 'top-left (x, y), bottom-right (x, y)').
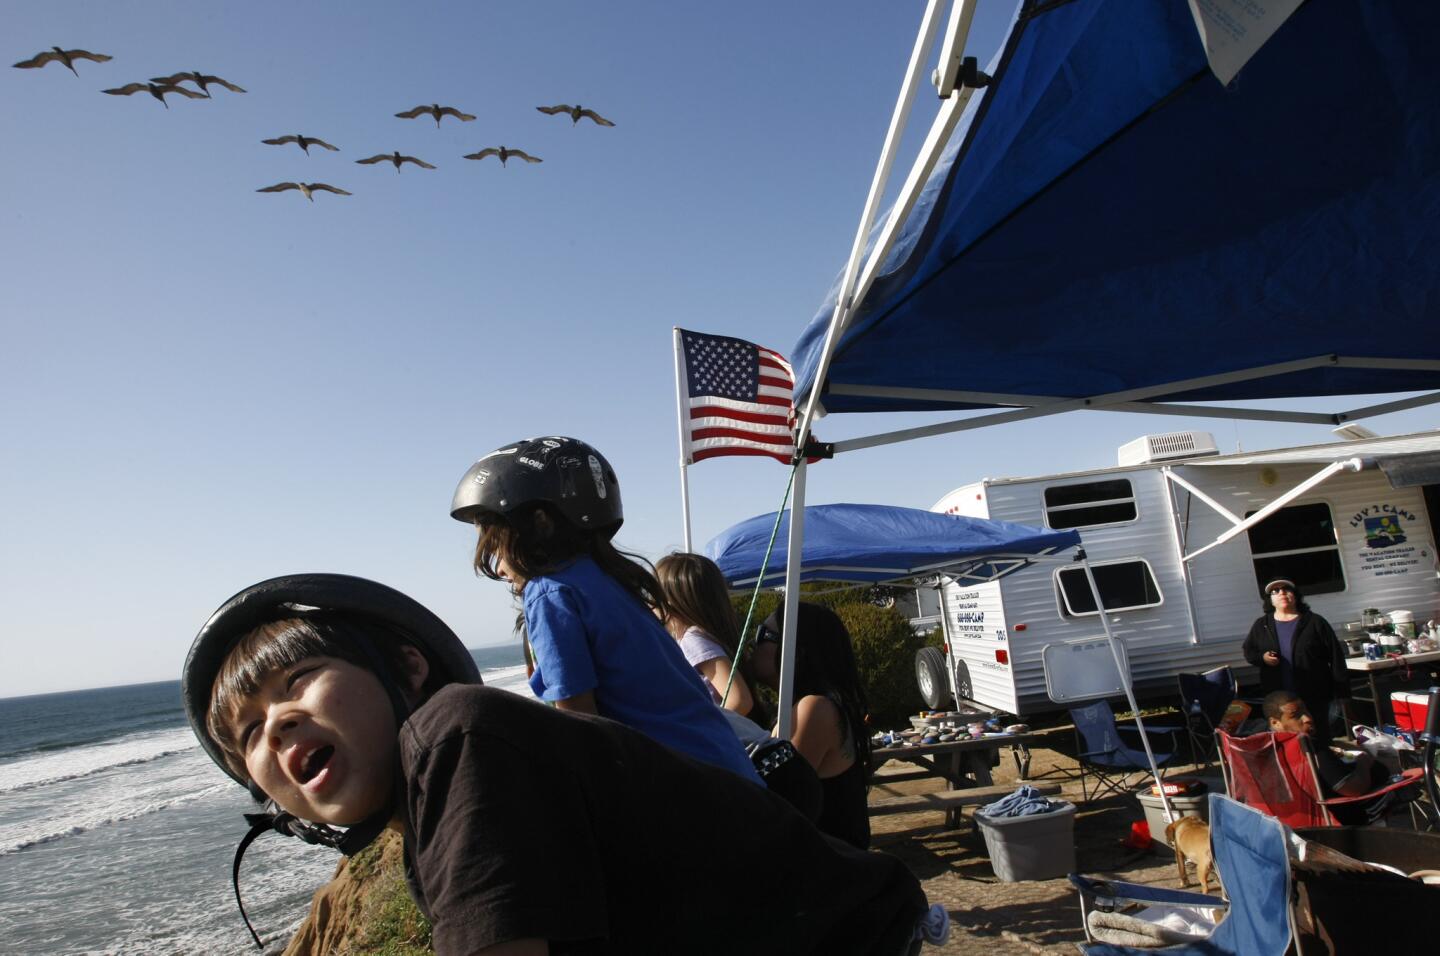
top-left (0, 645), bottom-right (530, 955)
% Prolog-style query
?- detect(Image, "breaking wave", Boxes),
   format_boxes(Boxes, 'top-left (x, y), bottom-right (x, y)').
top-left (0, 728), bottom-right (198, 795)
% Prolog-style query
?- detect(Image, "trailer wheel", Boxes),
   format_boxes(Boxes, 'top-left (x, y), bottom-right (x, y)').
top-left (915, 646), bottom-right (952, 710)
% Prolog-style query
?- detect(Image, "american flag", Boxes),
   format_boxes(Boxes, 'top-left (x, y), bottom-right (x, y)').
top-left (676, 328), bottom-right (805, 464)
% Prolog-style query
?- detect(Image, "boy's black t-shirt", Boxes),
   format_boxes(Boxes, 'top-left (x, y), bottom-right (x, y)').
top-left (398, 685), bottom-right (925, 956)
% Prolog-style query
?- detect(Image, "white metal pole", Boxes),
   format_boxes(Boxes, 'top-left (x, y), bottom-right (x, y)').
top-left (794, 0), bottom-right (951, 445)
top-left (776, 457), bottom-right (808, 741)
top-left (672, 327), bottom-right (694, 551)
top-left (1079, 556), bottom-right (1174, 822)
top-left (935, 577), bottom-right (958, 704)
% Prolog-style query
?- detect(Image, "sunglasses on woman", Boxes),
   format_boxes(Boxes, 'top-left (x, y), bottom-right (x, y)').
top-left (754, 623), bottom-right (781, 646)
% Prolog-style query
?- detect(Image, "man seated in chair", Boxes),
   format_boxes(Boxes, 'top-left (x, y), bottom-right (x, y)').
top-left (1263, 689), bottom-right (1392, 824)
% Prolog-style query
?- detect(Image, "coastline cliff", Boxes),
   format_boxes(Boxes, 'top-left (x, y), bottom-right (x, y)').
top-left (283, 829), bottom-right (432, 955)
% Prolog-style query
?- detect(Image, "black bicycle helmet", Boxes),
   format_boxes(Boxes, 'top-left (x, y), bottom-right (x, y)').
top-left (182, 573), bottom-right (481, 948)
top-left (450, 436), bottom-right (623, 536)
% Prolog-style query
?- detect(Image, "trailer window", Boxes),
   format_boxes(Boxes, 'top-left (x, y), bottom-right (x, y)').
top-left (1056, 560), bottom-right (1162, 616)
top-left (1044, 479), bottom-right (1137, 529)
top-left (1245, 502), bottom-right (1345, 595)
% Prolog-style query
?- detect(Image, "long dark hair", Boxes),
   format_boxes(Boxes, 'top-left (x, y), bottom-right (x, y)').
top-left (472, 503), bottom-right (665, 615)
top-left (767, 602), bottom-right (871, 774)
top-left (655, 552), bottom-right (772, 726)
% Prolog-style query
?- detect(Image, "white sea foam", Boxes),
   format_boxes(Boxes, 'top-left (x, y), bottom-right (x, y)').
top-left (0, 727), bottom-right (198, 795)
top-left (1, 751), bottom-right (230, 856)
top-left (480, 663), bottom-right (533, 696)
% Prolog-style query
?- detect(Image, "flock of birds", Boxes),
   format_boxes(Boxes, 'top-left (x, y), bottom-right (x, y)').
top-left (14, 45), bottom-right (617, 202)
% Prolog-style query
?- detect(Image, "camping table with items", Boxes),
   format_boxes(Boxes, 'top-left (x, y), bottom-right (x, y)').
top-left (869, 732), bottom-right (1042, 827)
top-left (1344, 650), bottom-right (1440, 725)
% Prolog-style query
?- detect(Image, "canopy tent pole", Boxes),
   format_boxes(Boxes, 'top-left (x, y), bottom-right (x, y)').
top-left (672, 327), bottom-right (694, 551)
top-left (1335, 388), bottom-right (1440, 422)
top-left (1079, 555), bottom-right (1174, 823)
top-left (720, 465), bottom-right (802, 711)
top-left (826, 354), bottom-right (1372, 455)
top-left (831, 385), bottom-right (1341, 425)
top-left (776, 458), bottom-right (808, 741)
top-left (934, 575), bottom-right (958, 703)
top-left (794, 0), bottom-right (955, 444)
top-left (780, 0), bottom-right (979, 740)
top-left (1181, 458), bottom-right (1364, 563)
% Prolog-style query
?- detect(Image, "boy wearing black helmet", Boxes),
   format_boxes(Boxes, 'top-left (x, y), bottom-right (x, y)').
top-left (451, 437), bottom-right (761, 783)
top-left (185, 573), bottom-right (943, 955)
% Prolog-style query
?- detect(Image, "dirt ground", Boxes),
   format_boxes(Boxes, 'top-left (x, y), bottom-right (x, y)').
top-left (869, 724), bottom-right (1222, 954)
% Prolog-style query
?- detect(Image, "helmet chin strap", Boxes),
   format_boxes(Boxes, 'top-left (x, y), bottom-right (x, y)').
top-left (230, 625), bottom-right (412, 949)
top-left (232, 804), bottom-right (393, 948)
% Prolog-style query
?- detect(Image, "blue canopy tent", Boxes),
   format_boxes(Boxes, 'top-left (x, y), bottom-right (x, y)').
top-left (706, 502), bottom-right (1080, 588)
top-left (792, 0), bottom-right (1440, 430)
top-left (757, 1), bottom-right (1440, 810)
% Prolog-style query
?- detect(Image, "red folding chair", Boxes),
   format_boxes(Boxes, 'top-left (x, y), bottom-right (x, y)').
top-left (1216, 730), bottom-right (1425, 828)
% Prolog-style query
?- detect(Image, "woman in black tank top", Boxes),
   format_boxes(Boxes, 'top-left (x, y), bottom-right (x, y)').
top-left (752, 603), bottom-right (872, 849)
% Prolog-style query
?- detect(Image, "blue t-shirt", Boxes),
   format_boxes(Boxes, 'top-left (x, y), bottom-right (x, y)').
top-left (523, 557), bottom-right (761, 784)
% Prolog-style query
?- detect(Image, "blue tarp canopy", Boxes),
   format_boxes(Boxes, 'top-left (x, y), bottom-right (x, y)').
top-left (705, 502), bottom-right (1080, 588)
top-left (792, 0), bottom-right (1440, 416)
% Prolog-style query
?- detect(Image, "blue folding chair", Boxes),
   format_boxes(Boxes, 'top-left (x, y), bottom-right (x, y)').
top-left (1070, 794), bottom-right (1295, 955)
top-left (1176, 666), bottom-right (1237, 769)
top-left (1070, 700), bottom-right (1182, 801)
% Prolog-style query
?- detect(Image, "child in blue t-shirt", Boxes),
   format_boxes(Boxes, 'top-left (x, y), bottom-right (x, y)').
top-left (450, 436), bottom-right (761, 784)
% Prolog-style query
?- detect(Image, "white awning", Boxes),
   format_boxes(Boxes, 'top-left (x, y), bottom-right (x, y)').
top-left (1169, 432), bottom-right (1440, 561)
top-left (1185, 433), bottom-right (1440, 470)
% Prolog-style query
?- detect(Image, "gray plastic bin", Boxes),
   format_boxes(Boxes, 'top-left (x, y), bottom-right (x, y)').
top-left (1138, 788), bottom-right (1210, 855)
top-left (973, 801), bottom-right (1076, 882)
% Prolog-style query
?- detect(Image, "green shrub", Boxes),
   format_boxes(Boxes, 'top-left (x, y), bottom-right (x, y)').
top-left (346, 842), bottom-right (433, 955)
top-left (730, 588), bottom-right (780, 640)
top-left (729, 588), bottom-right (926, 730)
top-left (834, 603), bottom-right (925, 730)
top-left (351, 881), bottom-right (433, 956)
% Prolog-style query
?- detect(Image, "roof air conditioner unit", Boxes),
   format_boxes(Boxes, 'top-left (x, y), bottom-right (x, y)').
top-left (1118, 431), bottom-right (1220, 466)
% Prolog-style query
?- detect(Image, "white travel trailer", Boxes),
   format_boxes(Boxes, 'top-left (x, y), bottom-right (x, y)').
top-left (911, 430), bottom-right (1440, 716)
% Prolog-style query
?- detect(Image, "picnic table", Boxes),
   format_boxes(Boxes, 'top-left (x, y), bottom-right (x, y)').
top-left (1344, 649), bottom-right (1440, 725)
top-left (869, 732), bottom-right (1046, 827)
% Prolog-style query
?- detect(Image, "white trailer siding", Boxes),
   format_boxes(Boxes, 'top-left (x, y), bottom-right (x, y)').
top-left (1178, 462), bottom-right (1440, 652)
top-left (927, 439), bottom-right (1440, 716)
top-left (939, 580), bottom-right (1014, 710)
top-left (980, 469), bottom-right (1225, 713)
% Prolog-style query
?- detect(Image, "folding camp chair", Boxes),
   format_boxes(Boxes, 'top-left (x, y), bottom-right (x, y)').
top-left (1070, 700), bottom-right (1181, 802)
top-left (1215, 730), bottom-right (1426, 829)
top-left (1070, 794), bottom-right (1294, 955)
top-left (1176, 667), bottom-right (1236, 769)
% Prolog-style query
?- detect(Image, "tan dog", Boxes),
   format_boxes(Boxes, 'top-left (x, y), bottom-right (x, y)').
top-left (1165, 816), bottom-right (1214, 894)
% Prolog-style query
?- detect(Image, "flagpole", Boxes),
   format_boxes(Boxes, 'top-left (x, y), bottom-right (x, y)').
top-left (672, 327), bottom-right (694, 551)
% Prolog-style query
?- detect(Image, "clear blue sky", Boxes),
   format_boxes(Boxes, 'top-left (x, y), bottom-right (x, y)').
top-left (3, 1), bottom-right (1434, 697)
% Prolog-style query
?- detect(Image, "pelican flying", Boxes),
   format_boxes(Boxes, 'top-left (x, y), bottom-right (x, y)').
top-left (463, 146), bottom-right (542, 167)
top-left (356, 151), bottom-right (436, 172)
top-left (256, 182), bottom-right (351, 202)
top-left (102, 82), bottom-right (206, 107)
top-left (536, 104), bottom-right (614, 127)
top-left (13, 47), bottom-right (111, 76)
top-left (395, 104), bottom-right (475, 127)
top-left (151, 71), bottom-right (246, 96)
top-left (261, 134), bottom-right (339, 154)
